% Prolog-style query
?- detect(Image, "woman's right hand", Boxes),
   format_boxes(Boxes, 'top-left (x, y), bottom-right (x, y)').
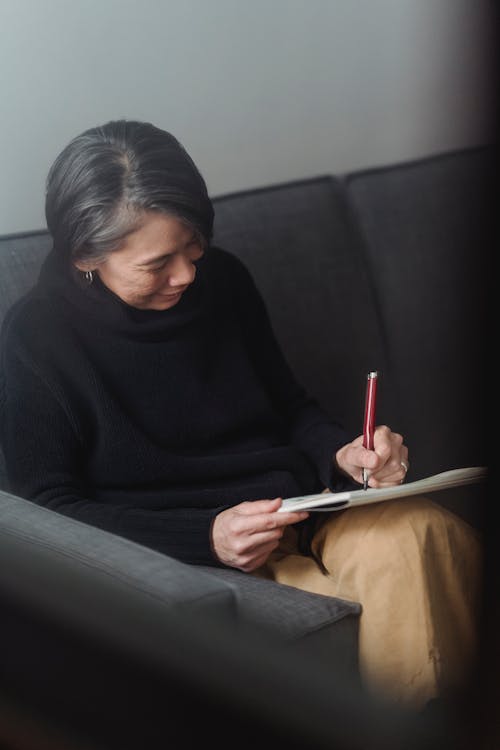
top-left (211, 498), bottom-right (309, 572)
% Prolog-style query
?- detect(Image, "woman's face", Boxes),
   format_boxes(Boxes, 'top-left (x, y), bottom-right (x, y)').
top-left (77, 212), bottom-right (204, 311)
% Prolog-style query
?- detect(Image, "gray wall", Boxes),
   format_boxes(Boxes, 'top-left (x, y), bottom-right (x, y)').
top-left (0, 0), bottom-right (496, 235)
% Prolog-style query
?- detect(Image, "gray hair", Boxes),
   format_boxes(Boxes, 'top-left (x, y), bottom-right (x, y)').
top-left (45, 120), bottom-right (214, 265)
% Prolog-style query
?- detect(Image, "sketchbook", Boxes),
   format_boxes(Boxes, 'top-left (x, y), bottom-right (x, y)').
top-left (279, 466), bottom-right (488, 513)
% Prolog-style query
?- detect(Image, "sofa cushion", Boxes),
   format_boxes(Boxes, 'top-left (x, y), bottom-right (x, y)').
top-left (344, 147), bottom-right (493, 483)
top-left (212, 176), bottom-right (392, 440)
top-left (0, 449), bottom-right (7, 492)
top-left (0, 232), bottom-right (52, 489)
top-left (196, 564), bottom-right (361, 640)
top-left (0, 230), bottom-right (52, 330)
top-left (197, 565), bottom-right (361, 678)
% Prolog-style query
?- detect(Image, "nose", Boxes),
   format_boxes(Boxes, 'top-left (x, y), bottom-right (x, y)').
top-left (168, 254), bottom-right (196, 287)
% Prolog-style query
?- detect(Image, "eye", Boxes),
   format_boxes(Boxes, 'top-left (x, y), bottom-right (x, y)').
top-left (146, 259), bottom-right (170, 273)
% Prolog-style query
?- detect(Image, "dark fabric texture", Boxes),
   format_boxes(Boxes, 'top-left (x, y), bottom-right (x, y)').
top-left (0, 489), bottom-right (236, 617)
top-left (0, 244), bottom-right (349, 565)
top-left (0, 232), bottom-right (54, 490)
top-left (212, 177), bottom-right (393, 440)
top-left (345, 148), bottom-right (493, 484)
top-left (196, 565), bottom-right (361, 639)
top-left (0, 231), bottom-right (52, 324)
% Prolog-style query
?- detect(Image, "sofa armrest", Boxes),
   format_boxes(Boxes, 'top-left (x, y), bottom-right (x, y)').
top-left (0, 489), bottom-right (237, 623)
top-left (0, 489), bottom-right (360, 651)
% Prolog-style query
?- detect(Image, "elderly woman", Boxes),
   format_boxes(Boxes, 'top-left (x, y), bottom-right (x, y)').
top-left (0, 120), bottom-right (481, 710)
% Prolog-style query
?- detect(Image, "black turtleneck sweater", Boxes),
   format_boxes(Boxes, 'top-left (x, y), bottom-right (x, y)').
top-left (0, 245), bottom-right (349, 565)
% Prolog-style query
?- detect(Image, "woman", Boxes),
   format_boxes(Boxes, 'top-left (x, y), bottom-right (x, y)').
top-left (0, 120), bottom-right (481, 709)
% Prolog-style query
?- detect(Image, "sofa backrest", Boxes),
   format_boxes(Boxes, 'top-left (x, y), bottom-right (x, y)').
top-left (211, 148), bottom-right (493, 487)
top-left (211, 176), bottom-right (395, 440)
top-left (344, 146), bottom-right (493, 481)
top-left (0, 231), bottom-right (52, 488)
top-left (0, 230), bottom-right (52, 321)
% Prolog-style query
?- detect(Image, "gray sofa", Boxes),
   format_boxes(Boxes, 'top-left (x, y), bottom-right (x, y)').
top-left (0, 146), bottom-right (494, 749)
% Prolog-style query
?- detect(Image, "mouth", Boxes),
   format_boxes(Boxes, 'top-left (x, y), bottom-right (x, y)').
top-left (160, 287), bottom-right (188, 299)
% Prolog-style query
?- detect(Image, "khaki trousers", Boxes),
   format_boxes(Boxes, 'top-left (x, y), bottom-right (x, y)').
top-left (254, 497), bottom-right (482, 710)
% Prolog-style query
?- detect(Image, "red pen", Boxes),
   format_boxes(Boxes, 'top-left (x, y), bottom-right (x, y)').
top-left (362, 371), bottom-right (378, 490)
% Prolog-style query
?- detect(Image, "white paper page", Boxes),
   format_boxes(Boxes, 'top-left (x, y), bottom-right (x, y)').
top-left (279, 466), bottom-right (488, 513)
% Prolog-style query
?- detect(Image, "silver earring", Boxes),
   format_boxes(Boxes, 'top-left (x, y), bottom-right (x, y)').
top-left (84, 270), bottom-right (94, 284)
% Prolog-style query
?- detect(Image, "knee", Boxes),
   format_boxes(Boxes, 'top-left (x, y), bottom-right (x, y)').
top-left (367, 497), bottom-right (453, 545)
top-left (313, 496), bottom-right (477, 574)
top-left (378, 496), bottom-right (448, 529)
top-left (363, 497), bottom-right (480, 572)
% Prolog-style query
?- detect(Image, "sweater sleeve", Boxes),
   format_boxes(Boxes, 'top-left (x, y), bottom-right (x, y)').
top-left (221, 250), bottom-right (354, 490)
top-left (0, 340), bottom-right (221, 566)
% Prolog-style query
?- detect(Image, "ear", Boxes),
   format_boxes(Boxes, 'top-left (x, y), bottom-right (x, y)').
top-left (73, 259), bottom-right (95, 273)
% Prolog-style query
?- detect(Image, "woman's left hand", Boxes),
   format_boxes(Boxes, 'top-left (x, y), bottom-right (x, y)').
top-left (335, 425), bottom-right (409, 488)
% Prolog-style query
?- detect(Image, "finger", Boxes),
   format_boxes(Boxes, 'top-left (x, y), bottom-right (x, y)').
top-left (238, 545), bottom-right (280, 573)
top-left (373, 430), bottom-right (398, 461)
top-left (231, 531), bottom-right (286, 572)
top-left (228, 504), bottom-right (308, 537)
top-left (246, 509), bottom-right (309, 534)
top-left (372, 443), bottom-right (409, 479)
top-left (361, 448), bottom-right (381, 471)
top-left (369, 461), bottom-right (408, 487)
top-left (374, 425), bottom-right (403, 440)
top-left (343, 442), bottom-right (379, 472)
top-left (237, 497), bottom-right (283, 515)
top-left (240, 527), bottom-right (286, 552)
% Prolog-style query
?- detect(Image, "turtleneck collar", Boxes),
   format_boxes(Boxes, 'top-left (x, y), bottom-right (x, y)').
top-left (36, 246), bottom-right (209, 341)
